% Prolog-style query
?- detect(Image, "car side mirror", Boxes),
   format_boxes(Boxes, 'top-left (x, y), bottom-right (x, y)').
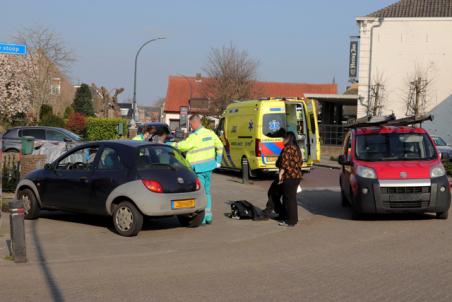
top-left (64, 137), bottom-right (73, 143)
top-left (338, 155), bottom-right (350, 166)
top-left (44, 163), bottom-right (54, 170)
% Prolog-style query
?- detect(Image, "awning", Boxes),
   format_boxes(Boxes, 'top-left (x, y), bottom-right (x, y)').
top-left (304, 93), bottom-right (358, 106)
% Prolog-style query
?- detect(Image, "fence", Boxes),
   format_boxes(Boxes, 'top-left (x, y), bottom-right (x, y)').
top-left (319, 124), bottom-right (346, 146)
top-left (2, 153), bottom-right (20, 192)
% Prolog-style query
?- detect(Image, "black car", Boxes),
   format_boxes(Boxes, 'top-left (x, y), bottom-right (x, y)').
top-left (15, 141), bottom-right (207, 236)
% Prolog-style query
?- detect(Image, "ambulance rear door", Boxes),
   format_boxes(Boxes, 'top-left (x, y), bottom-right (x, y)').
top-left (304, 99), bottom-right (320, 162)
top-left (285, 100), bottom-right (308, 163)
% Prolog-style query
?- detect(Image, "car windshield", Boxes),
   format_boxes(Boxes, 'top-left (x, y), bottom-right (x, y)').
top-left (262, 113), bottom-right (286, 138)
top-left (355, 133), bottom-right (437, 161)
top-left (136, 145), bottom-right (191, 170)
top-left (433, 136), bottom-right (447, 146)
top-left (59, 128), bottom-right (81, 141)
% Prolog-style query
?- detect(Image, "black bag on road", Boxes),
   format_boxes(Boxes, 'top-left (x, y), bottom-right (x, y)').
top-left (229, 200), bottom-right (267, 221)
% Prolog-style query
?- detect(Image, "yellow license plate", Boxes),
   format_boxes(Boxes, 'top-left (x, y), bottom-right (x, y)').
top-left (172, 199), bottom-right (195, 209)
top-left (265, 157), bottom-right (277, 163)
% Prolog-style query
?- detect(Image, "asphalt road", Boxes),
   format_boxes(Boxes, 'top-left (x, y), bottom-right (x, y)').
top-left (1, 167), bottom-right (452, 302)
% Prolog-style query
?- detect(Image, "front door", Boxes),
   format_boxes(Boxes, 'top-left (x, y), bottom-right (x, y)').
top-left (43, 146), bottom-right (99, 212)
top-left (340, 133), bottom-right (353, 199)
top-left (90, 147), bottom-right (127, 215)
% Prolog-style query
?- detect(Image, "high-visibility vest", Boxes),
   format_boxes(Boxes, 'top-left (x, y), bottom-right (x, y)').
top-left (132, 134), bottom-right (144, 141)
top-left (172, 127), bottom-right (223, 173)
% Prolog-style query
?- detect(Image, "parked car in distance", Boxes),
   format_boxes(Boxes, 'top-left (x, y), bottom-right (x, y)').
top-left (431, 135), bottom-right (452, 159)
top-left (15, 140), bottom-right (207, 236)
top-left (1, 126), bottom-right (81, 153)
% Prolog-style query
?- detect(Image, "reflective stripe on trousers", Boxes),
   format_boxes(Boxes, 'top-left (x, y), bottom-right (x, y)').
top-left (197, 171), bottom-right (212, 223)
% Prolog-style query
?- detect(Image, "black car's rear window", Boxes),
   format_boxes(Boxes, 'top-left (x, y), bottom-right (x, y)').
top-left (136, 145), bottom-right (191, 170)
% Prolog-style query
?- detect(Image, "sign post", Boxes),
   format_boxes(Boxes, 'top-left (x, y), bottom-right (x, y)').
top-left (348, 40), bottom-right (359, 82)
top-left (0, 42), bottom-right (27, 218)
top-left (179, 106), bottom-right (189, 132)
top-left (0, 42), bottom-right (27, 55)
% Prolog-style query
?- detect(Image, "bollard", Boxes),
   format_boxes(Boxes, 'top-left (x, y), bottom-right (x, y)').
top-left (242, 158), bottom-right (249, 184)
top-left (9, 199), bottom-right (27, 263)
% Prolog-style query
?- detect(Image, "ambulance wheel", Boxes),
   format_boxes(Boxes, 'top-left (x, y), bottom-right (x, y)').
top-left (241, 157), bottom-right (256, 178)
top-left (178, 210), bottom-right (205, 227)
top-left (436, 211), bottom-right (449, 220)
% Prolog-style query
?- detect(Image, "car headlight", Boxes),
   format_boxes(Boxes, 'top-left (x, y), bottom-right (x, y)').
top-left (430, 165), bottom-right (446, 178)
top-left (356, 166), bottom-right (377, 179)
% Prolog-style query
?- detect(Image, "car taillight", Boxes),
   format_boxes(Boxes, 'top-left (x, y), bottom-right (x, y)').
top-left (196, 178), bottom-right (201, 191)
top-left (142, 180), bottom-right (163, 193)
top-left (255, 138), bottom-right (261, 157)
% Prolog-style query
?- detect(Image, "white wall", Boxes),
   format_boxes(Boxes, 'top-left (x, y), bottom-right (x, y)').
top-left (357, 17), bottom-right (452, 143)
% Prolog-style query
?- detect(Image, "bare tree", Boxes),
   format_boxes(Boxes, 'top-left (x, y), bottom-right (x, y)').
top-left (202, 43), bottom-right (258, 116)
top-left (360, 73), bottom-right (385, 117)
top-left (405, 67), bottom-right (433, 116)
top-left (13, 25), bottom-right (76, 118)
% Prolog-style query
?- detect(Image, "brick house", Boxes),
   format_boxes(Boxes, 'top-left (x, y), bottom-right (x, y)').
top-left (163, 75), bottom-right (337, 131)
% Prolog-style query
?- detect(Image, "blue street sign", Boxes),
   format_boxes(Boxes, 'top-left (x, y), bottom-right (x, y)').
top-left (0, 42), bottom-right (27, 55)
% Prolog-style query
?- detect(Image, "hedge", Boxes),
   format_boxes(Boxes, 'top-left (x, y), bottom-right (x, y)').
top-left (85, 117), bottom-right (128, 141)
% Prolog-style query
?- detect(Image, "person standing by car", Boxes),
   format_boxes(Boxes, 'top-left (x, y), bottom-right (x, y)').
top-left (277, 131), bottom-right (303, 227)
top-left (171, 115), bottom-right (223, 224)
top-left (132, 125), bottom-right (155, 141)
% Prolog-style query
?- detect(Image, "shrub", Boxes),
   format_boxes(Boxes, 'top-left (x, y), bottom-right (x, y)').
top-left (73, 83), bottom-right (94, 116)
top-left (86, 117), bottom-right (128, 141)
top-left (64, 106), bottom-right (74, 119)
top-left (39, 104), bottom-right (53, 120)
top-left (39, 114), bottom-right (65, 128)
top-left (66, 112), bottom-right (87, 135)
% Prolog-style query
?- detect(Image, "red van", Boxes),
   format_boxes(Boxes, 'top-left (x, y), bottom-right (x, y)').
top-left (339, 115), bottom-right (451, 219)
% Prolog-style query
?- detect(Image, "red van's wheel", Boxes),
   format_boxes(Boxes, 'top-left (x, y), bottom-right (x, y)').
top-left (436, 211), bottom-right (449, 220)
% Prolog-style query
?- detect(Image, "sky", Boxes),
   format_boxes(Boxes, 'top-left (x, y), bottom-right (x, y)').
top-left (1, 0), bottom-right (395, 106)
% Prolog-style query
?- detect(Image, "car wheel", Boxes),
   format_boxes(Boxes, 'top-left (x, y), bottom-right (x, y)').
top-left (112, 201), bottom-right (144, 237)
top-left (177, 210), bottom-right (205, 228)
top-left (17, 188), bottom-right (40, 220)
top-left (436, 211), bottom-right (449, 220)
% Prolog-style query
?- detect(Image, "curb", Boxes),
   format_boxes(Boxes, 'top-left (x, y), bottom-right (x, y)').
top-left (314, 163), bottom-right (341, 170)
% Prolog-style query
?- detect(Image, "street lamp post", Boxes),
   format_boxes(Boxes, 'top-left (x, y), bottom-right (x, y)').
top-left (131, 37), bottom-right (165, 126)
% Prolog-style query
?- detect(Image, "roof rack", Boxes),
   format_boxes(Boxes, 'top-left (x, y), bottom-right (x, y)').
top-left (386, 114), bottom-right (433, 126)
top-left (345, 114), bottom-right (433, 128)
top-left (345, 114), bottom-right (396, 128)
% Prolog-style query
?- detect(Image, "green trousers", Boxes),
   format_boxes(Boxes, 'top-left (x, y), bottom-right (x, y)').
top-left (197, 171), bottom-right (212, 223)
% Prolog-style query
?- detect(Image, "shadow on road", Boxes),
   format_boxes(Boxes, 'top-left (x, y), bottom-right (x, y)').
top-left (299, 189), bottom-right (438, 221)
top-left (31, 220), bottom-right (65, 302)
top-left (38, 211), bottom-right (182, 234)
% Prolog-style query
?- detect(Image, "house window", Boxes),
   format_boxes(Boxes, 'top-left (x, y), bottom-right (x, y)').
top-left (51, 78), bottom-right (61, 96)
top-left (169, 119), bottom-right (180, 131)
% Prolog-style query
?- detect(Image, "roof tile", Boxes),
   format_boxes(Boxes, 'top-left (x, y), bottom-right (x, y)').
top-left (368, 0), bottom-right (452, 18)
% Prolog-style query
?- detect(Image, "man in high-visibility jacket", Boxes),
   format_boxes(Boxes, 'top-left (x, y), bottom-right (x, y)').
top-left (171, 115), bottom-right (223, 224)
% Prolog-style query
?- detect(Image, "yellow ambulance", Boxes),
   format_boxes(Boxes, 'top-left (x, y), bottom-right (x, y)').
top-left (216, 98), bottom-right (320, 176)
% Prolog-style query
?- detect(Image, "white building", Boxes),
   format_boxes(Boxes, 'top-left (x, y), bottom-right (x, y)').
top-left (357, 0), bottom-right (452, 142)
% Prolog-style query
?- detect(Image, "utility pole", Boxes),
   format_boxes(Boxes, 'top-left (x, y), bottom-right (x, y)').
top-left (131, 37), bottom-right (166, 127)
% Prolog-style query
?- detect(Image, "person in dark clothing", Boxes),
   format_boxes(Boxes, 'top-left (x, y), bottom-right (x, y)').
top-left (277, 131), bottom-right (303, 227)
top-left (263, 128), bottom-right (287, 219)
